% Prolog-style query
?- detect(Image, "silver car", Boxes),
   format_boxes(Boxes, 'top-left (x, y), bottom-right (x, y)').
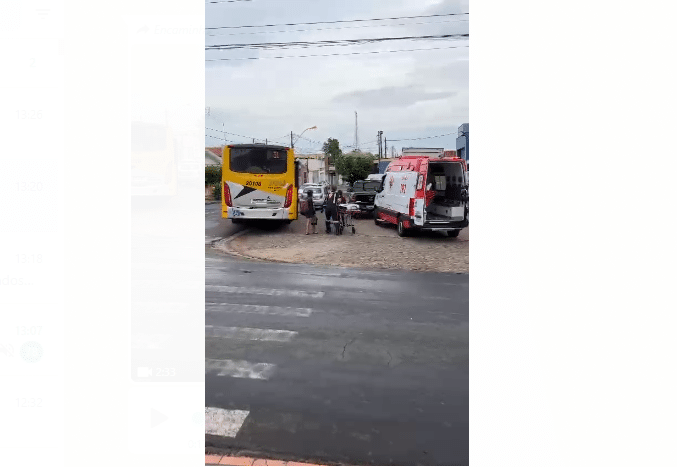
top-left (299, 184), bottom-right (327, 210)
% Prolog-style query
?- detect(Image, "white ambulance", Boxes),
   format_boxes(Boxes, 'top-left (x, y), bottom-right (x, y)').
top-left (373, 153), bottom-right (468, 237)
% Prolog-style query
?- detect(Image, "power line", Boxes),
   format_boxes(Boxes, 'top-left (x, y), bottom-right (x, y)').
top-left (266, 133), bottom-right (295, 145)
top-left (205, 12), bottom-right (469, 30)
top-left (206, 127), bottom-right (260, 140)
top-left (207, 127), bottom-right (298, 145)
top-left (388, 131), bottom-right (460, 142)
top-left (206, 44), bottom-right (468, 61)
top-left (205, 33), bottom-right (468, 51)
top-left (206, 134), bottom-right (226, 140)
top-left (343, 139), bottom-right (378, 149)
top-left (295, 134), bottom-right (322, 145)
top-left (205, 18), bottom-right (469, 37)
top-left (208, 35), bottom-right (465, 53)
top-left (266, 137), bottom-right (289, 144)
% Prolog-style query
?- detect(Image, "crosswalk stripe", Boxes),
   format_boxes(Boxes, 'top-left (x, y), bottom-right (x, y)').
top-left (205, 325), bottom-right (298, 342)
top-left (205, 358), bottom-right (276, 380)
top-left (205, 302), bottom-right (314, 317)
top-left (205, 407), bottom-right (249, 437)
top-left (205, 284), bottom-right (324, 299)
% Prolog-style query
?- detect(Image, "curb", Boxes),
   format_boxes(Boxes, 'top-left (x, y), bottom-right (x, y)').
top-left (215, 240), bottom-right (468, 275)
top-left (214, 228), bottom-right (259, 261)
top-left (214, 229), bottom-right (468, 274)
top-left (210, 218), bottom-right (468, 274)
top-left (206, 454), bottom-right (329, 466)
top-left (205, 450), bottom-right (338, 466)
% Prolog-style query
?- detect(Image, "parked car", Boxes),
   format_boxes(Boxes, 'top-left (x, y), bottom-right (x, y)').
top-left (298, 183), bottom-right (315, 198)
top-left (298, 184), bottom-right (327, 211)
top-left (346, 179), bottom-right (382, 217)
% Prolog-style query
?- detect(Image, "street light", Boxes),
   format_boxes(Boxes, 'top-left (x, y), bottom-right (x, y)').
top-left (291, 126), bottom-right (317, 184)
top-left (291, 126), bottom-right (317, 148)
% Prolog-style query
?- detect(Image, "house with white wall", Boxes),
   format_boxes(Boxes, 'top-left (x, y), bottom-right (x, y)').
top-left (205, 147), bottom-right (222, 167)
top-left (296, 154), bottom-right (328, 184)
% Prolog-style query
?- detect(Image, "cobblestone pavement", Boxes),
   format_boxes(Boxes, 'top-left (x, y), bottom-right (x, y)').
top-left (214, 214), bottom-right (468, 273)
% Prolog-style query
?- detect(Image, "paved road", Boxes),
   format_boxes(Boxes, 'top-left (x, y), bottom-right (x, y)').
top-left (205, 250), bottom-right (468, 466)
top-left (205, 202), bottom-right (246, 244)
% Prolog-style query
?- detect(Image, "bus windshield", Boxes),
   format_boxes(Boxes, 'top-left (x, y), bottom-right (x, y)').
top-left (230, 147), bottom-right (287, 174)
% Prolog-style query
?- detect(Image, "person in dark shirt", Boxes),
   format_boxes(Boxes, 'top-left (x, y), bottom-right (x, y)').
top-left (325, 185), bottom-right (338, 233)
top-left (303, 189), bottom-right (318, 235)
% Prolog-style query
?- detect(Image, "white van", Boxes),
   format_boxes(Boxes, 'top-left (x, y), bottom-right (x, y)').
top-left (373, 154), bottom-right (468, 237)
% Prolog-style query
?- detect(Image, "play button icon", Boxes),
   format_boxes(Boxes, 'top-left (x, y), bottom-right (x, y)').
top-left (151, 408), bottom-right (168, 428)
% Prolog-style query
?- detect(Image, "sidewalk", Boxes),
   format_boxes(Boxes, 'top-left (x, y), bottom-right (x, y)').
top-left (215, 213), bottom-right (468, 273)
top-left (206, 454), bottom-right (329, 466)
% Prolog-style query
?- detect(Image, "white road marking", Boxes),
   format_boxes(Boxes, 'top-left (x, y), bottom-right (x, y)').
top-left (205, 358), bottom-right (276, 379)
top-left (205, 325), bottom-right (298, 342)
top-left (205, 302), bottom-right (314, 317)
top-left (205, 407), bottom-right (249, 437)
top-left (289, 271), bottom-right (343, 277)
top-left (205, 236), bottom-right (224, 244)
top-left (205, 285), bottom-right (324, 298)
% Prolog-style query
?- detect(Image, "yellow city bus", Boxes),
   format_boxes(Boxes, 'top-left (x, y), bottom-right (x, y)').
top-left (221, 144), bottom-right (299, 223)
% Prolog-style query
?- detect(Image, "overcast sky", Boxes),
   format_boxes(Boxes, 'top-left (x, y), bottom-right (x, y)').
top-left (205, 0), bottom-right (469, 155)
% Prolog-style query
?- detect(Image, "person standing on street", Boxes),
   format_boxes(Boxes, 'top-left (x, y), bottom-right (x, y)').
top-left (303, 189), bottom-right (318, 235)
top-left (325, 185), bottom-right (338, 234)
top-left (335, 189), bottom-right (347, 233)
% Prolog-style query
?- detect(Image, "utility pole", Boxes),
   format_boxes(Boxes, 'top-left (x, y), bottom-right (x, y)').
top-left (291, 131), bottom-right (293, 148)
top-left (384, 137), bottom-right (387, 159)
top-left (354, 111), bottom-right (359, 152)
top-left (376, 132), bottom-right (380, 160)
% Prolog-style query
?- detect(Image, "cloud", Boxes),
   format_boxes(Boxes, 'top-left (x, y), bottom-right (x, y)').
top-left (332, 85), bottom-right (453, 108)
top-left (205, 0), bottom-right (469, 152)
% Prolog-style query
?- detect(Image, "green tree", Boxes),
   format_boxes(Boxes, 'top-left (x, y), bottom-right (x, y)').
top-left (205, 165), bottom-right (222, 200)
top-left (205, 165), bottom-right (221, 186)
top-left (322, 138), bottom-right (342, 166)
top-left (335, 151), bottom-right (374, 186)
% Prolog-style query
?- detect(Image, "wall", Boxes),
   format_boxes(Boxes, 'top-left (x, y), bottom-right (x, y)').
top-left (456, 123), bottom-right (469, 161)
